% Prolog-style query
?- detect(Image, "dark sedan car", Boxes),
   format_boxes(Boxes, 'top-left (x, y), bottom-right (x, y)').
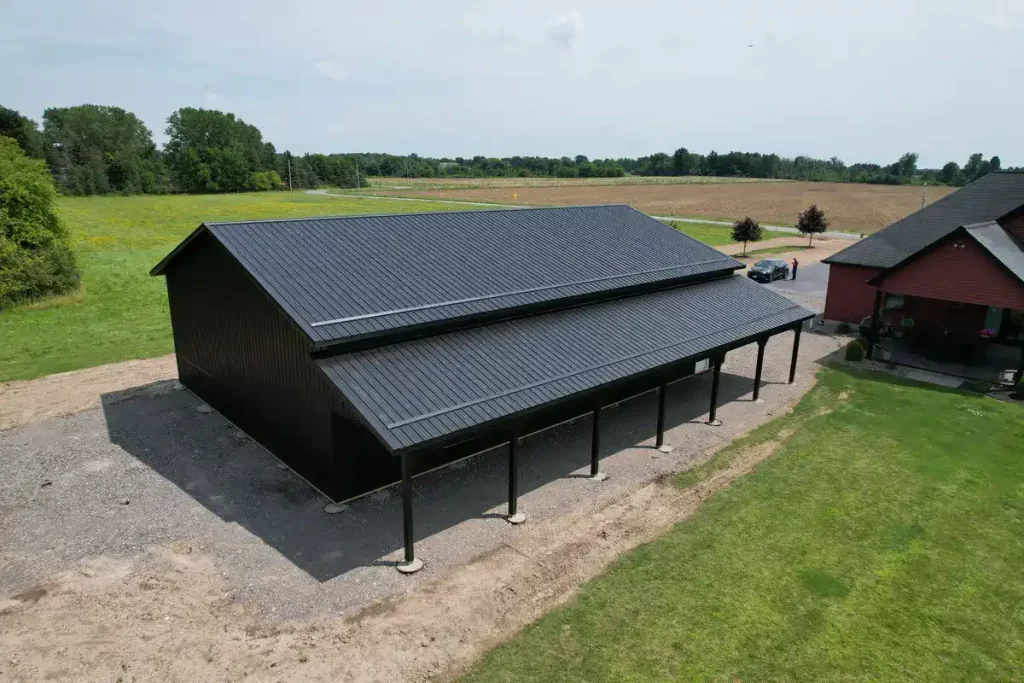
top-left (746, 258), bottom-right (790, 283)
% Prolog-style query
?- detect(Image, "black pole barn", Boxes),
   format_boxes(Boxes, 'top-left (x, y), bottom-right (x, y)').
top-left (151, 205), bottom-right (814, 574)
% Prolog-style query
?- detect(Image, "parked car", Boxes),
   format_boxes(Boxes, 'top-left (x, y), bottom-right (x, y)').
top-left (747, 259), bottom-right (790, 283)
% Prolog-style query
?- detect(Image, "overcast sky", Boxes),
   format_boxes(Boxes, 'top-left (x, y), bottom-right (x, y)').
top-left (2, 0), bottom-right (1022, 167)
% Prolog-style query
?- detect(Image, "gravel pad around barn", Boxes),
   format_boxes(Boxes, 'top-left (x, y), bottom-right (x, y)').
top-left (0, 331), bottom-right (841, 681)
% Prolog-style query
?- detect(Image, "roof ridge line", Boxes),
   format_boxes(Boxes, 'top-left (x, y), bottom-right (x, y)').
top-left (205, 203), bottom-right (637, 228)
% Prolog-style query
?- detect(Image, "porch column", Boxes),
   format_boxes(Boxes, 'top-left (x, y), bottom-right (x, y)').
top-left (707, 354), bottom-right (724, 426)
top-left (866, 290), bottom-right (883, 360)
top-left (655, 383), bottom-right (668, 450)
top-left (397, 453), bottom-right (423, 574)
top-left (507, 433), bottom-right (526, 524)
top-left (753, 337), bottom-right (768, 400)
top-left (590, 403), bottom-right (607, 480)
top-left (1016, 345), bottom-right (1024, 384)
top-left (788, 325), bottom-right (802, 384)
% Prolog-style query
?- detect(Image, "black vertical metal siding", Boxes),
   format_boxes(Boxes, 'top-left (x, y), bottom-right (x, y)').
top-left (164, 232), bottom-right (350, 498)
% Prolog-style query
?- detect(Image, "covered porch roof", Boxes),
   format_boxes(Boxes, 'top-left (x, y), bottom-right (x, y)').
top-left (318, 275), bottom-right (813, 455)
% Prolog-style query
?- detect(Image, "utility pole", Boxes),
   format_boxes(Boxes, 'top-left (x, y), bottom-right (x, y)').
top-left (287, 153), bottom-right (293, 192)
top-left (356, 162), bottom-right (360, 191)
top-left (921, 182), bottom-right (927, 209)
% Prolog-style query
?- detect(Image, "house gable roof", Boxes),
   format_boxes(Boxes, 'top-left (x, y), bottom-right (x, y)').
top-left (152, 205), bottom-right (742, 349)
top-left (824, 171), bottom-right (1024, 269)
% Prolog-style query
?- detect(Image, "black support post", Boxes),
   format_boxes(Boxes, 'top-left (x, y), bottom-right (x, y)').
top-left (655, 383), bottom-right (667, 448)
top-left (866, 290), bottom-right (883, 360)
top-left (707, 355), bottom-right (723, 425)
top-left (788, 324), bottom-right (802, 384)
top-left (396, 453), bottom-right (422, 573)
top-left (507, 433), bottom-right (526, 523)
top-left (508, 436), bottom-right (518, 516)
top-left (590, 404), bottom-right (602, 477)
top-left (753, 337), bottom-right (767, 400)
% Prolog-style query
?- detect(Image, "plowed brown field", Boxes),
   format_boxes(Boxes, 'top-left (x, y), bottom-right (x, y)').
top-left (370, 181), bottom-right (954, 232)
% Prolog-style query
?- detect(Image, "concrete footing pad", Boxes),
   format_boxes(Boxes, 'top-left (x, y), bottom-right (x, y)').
top-left (657, 445), bottom-right (674, 453)
top-left (323, 503), bottom-right (348, 514)
top-left (706, 419), bottom-right (723, 427)
top-left (506, 512), bottom-right (527, 525)
top-left (396, 558), bottom-right (424, 574)
top-left (589, 472), bottom-right (609, 482)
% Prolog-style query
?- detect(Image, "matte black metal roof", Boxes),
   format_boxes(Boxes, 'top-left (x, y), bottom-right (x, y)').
top-left (318, 275), bottom-right (813, 453)
top-left (965, 222), bottom-right (1024, 283)
top-left (153, 205), bottom-right (742, 348)
top-left (825, 172), bottom-right (1024, 269)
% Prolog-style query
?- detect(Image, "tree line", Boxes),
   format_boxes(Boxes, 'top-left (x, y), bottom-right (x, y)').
top-left (0, 103), bottom-right (1014, 197)
top-left (0, 104), bottom-right (363, 196)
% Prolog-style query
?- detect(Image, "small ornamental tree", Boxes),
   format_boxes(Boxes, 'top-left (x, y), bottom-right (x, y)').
top-left (731, 216), bottom-right (762, 255)
top-left (796, 204), bottom-right (829, 246)
top-left (0, 136), bottom-right (79, 308)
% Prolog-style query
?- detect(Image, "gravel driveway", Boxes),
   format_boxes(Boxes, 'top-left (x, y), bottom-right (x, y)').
top-left (0, 329), bottom-right (841, 623)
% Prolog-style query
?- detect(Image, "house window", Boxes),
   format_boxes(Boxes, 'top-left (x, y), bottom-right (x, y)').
top-left (882, 293), bottom-right (905, 312)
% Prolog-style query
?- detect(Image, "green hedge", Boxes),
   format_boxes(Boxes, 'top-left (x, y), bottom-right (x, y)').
top-left (0, 136), bottom-right (79, 308)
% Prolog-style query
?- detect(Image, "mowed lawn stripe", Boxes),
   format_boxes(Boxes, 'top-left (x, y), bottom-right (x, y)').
top-left (460, 368), bottom-right (1024, 682)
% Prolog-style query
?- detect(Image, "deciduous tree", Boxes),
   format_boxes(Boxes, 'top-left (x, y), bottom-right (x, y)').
top-left (42, 105), bottom-right (166, 195)
top-left (731, 216), bottom-right (762, 255)
top-left (796, 204), bottom-right (829, 246)
top-left (0, 106), bottom-right (44, 159)
top-left (164, 108), bottom-right (277, 193)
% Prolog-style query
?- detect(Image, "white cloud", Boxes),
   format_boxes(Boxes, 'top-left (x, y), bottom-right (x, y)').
top-left (313, 60), bottom-right (350, 82)
top-left (549, 10), bottom-right (584, 50)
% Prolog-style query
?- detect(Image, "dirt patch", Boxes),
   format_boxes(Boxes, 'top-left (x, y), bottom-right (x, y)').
top-left (375, 182), bottom-right (954, 232)
top-left (0, 436), bottom-right (789, 683)
top-left (0, 355), bottom-right (177, 431)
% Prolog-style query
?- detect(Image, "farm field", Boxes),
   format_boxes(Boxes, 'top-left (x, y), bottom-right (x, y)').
top-left (364, 175), bottom-right (778, 191)
top-left (359, 178), bottom-right (956, 232)
top-left (0, 193), bottom-right (733, 382)
top-left (462, 367), bottom-right (1024, 682)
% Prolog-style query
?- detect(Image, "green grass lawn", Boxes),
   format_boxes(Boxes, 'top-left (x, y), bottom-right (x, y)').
top-left (0, 192), bottom-right (474, 381)
top-left (0, 194), bottom-right (735, 382)
top-left (664, 221), bottom-right (733, 247)
top-left (462, 367), bottom-right (1024, 682)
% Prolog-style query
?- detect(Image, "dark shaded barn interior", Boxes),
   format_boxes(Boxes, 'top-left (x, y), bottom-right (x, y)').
top-left (152, 205), bottom-right (812, 571)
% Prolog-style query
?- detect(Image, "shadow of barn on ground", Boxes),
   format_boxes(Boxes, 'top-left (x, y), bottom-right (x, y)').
top-left (101, 368), bottom-right (756, 582)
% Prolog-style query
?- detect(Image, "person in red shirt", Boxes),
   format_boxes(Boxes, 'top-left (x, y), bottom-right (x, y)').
top-left (791, 257), bottom-right (799, 280)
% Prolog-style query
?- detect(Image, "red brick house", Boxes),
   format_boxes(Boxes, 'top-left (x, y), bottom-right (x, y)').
top-left (823, 171), bottom-right (1024, 379)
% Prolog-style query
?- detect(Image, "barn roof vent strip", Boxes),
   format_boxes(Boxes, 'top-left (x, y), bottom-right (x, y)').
top-left (309, 258), bottom-right (734, 327)
top-left (383, 303), bottom-right (802, 430)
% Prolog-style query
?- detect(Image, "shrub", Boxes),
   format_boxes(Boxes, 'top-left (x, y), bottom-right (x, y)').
top-left (1014, 378), bottom-right (1024, 400)
top-left (836, 322), bottom-right (851, 334)
top-left (845, 339), bottom-right (866, 361)
top-left (0, 136), bottom-right (79, 309)
top-left (248, 170), bottom-right (284, 192)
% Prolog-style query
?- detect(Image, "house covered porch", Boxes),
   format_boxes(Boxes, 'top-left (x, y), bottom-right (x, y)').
top-left (867, 293), bottom-right (1024, 384)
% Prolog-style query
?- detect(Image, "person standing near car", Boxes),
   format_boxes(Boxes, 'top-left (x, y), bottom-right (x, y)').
top-left (791, 257), bottom-right (799, 280)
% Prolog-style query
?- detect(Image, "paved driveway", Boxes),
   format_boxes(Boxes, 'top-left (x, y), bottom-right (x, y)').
top-left (761, 262), bottom-right (829, 313)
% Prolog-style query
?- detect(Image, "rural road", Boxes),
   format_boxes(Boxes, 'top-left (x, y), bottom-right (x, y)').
top-left (306, 189), bottom-right (863, 241)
